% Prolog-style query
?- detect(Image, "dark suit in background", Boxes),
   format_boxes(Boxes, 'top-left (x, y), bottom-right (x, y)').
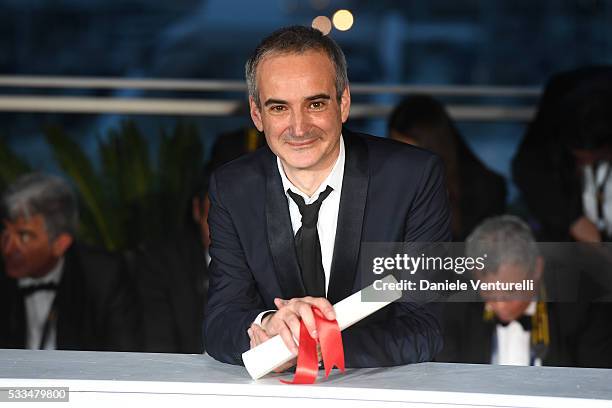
top-left (437, 259), bottom-right (612, 368)
top-left (513, 66), bottom-right (612, 240)
top-left (456, 144), bottom-right (506, 241)
top-left (0, 243), bottom-right (141, 351)
top-left (437, 301), bottom-right (612, 368)
top-left (135, 227), bottom-right (208, 354)
top-left (205, 129), bottom-right (451, 367)
top-left (207, 127), bottom-right (265, 174)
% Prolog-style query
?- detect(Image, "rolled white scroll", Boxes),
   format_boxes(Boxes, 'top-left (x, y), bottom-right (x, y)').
top-left (242, 274), bottom-right (401, 380)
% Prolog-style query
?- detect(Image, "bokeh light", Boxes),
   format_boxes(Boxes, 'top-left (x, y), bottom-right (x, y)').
top-left (332, 9), bottom-right (354, 31)
top-left (312, 15), bottom-right (332, 35)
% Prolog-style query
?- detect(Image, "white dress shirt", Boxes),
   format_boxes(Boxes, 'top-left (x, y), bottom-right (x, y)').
top-left (582, 162), bottom-right (612, 237)
top-left (492, 301), bottom-right (539, 366)
top-left (253, 135), bottom-right (345, 325)
top-left (18, 258), bottom-right (64, 350)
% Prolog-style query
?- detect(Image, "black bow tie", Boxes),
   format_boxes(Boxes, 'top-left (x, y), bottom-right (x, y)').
top-left (19, 282), bottom-right (59, 297)
top-left (494, 315), bottom-right (532, 331)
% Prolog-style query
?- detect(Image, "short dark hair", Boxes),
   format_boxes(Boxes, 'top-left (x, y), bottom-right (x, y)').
top-left (245, 25), bottom-right (348, 108)
top-left (559, 88), bottom-right (612, 151)
top-left (2, 173), bottom-right (78, 239)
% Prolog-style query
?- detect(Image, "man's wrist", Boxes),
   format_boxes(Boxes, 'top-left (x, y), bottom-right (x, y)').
top-left (253, 310), bottom-right (276, 327)
top-left (260, 311), bottom-right (276, 329)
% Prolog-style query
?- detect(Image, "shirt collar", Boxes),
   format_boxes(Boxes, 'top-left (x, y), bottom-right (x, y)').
top-left (18, 257), bottom-right (64, 288)
top-left (277, 134), bottom-right (345, 204)
top-left (524, 301), bottom-right (537, 316)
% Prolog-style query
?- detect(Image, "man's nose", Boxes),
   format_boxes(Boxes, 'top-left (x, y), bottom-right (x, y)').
top-left (290, 110), bottom-right (310, 137)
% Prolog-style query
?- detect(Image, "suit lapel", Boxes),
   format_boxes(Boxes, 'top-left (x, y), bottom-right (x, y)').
top-left (327, 131), bottom-right (369, 304)
top-left (478, 307), bottom-right (495, 364)
top-left (265, 148), bottom-right (306, 299)
top-left (5, 279), bottom-right (26, 348)
top-left (55, 246), bottom-right (84, 349)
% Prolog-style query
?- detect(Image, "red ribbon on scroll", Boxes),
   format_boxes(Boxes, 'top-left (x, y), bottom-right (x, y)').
top-left (281, 307), bottom-right (345, 384)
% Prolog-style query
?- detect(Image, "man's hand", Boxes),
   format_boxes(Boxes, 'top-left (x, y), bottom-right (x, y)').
top-left (247, 296), bottom-right (332, 373)
top-left (261, 296), bottom-right (335, 354)
top-left (570, 216), bottom-right (602, 243)
top-left (248, 323), bottom-right (296, 372)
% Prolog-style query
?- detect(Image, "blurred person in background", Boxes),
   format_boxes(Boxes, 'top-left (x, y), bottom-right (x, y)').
top-left (134, 126), bottom-right (264, 354)
top-left (134, 172), bottom-right (210, 354)
top-left (513, 66), bottom-right (612, 242)
top-left (389, 95), bottom-right (506, 241)
top-left (437, 215), bottom-right (612, 368)
top-left (207, 127), bottom-right (265, 173)
top-left (0, 173), bottom-right (141, 351)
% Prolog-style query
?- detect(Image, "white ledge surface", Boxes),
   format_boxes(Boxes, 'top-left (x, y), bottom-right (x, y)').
top-left (0, 349), bottom-right (611, 408)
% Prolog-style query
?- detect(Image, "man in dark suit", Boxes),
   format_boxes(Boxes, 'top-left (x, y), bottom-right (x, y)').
top-left (135, 229), bottom-right (208, 354)
top-left (437, 215), bottom-right (612, 368)
top-left (512, 66), bottom-right (612, 242)
top-left (134, 178), bottom-right (210, 354)
top-left (204, 26), bottom-right (451, 368)
top-left (0, 173), bottom-right (140, 351)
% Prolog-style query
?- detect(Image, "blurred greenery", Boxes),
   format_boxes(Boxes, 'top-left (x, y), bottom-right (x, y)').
top-left (0, 121), bottom-right (204, 251)
top-left (0, 137), bottom-right (31, 192)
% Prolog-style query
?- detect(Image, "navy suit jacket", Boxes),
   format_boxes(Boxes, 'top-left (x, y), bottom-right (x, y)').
top-left (204, 129), bottom-right (451, 367)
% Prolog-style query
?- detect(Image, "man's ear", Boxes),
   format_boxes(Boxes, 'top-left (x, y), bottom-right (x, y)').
top-left (340, 85), bottom-right (351, 123)
top-left (533, 256), bottom-right (545, 282)
top-left (249, 96), bottom-right (264, 132)
top-left (51, 233), bottom-right (73, 258)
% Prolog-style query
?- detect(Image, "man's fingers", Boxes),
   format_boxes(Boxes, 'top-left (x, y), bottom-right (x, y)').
top-left (309, 297), bottom-right (336, 320)
top-left (248, 324), bottom-right (271, 350)
top-left (278, 326), bottom-right (298, 354)
top-left (290, 296), bottom-right (336, 321)
top-left (274, 297), bottom-right (289, 309)
top-left (261, 296), bottom-right (336, 350)
top-left (285, 313), bottom-right (302, 342)
top-left (248, 327), bottom-right (255, 349)
top-left (273, 357), bottom-right (297, 373)
top-left (295, 302), bottom-right (318, 338)
top-left (251, 324), bottom-right (270, 344)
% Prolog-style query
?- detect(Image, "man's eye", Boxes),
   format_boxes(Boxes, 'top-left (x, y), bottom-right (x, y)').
top-left (270, 105), bottom-right (286, 113)
top-left (309, 101), bottom-right (325, 110)
top-left (19, 232), bottom-right (31, 243)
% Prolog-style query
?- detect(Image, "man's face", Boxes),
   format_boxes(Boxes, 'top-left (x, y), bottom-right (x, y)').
top-left (1, 215), bottom-right (64, 279)
top-left (572, 147), bottom-right (612, 167)
top-left (249, 50), bottom-right (350, 173)
top-left (477, 258), bottom-right (543, 323)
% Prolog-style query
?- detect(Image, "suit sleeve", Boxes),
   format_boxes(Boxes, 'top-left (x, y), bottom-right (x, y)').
top-left (204, 173), bottom-right (267, 365)
top-left (343, 155), bottom-right (451, 366)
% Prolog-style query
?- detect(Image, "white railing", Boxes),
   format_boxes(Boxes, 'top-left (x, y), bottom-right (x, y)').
top-left (0, 76), bottom-right (540, 121)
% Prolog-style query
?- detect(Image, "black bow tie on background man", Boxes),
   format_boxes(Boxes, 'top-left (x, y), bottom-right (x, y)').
top-left (287, 185), bottom-right (333, 298)
top-left (494, 315), bottom-right (532, 331)
top-left (19, 282), bottom-right (59, 297)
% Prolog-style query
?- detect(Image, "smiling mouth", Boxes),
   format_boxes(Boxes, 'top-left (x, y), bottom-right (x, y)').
top-left (287, 138), bottom-right (317, 148)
